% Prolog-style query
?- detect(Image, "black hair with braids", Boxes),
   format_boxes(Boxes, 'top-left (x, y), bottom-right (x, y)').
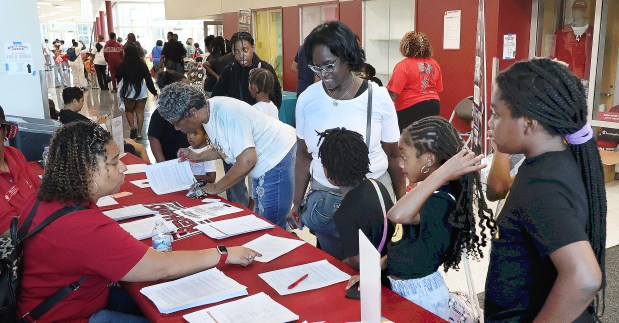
top-left (495, 58), bottom-right (606, 315)
top-left (402, 116), bottom-right (495, 271)
top-left (317, 127), bottom-right (369, 187)
top-left (248, 68), bottom-right (275, 96)
top-left (38, 121), bottom-right (113, 205)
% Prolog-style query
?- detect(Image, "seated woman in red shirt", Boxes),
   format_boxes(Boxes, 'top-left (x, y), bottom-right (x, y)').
top-left (18, 121), bottom-right (260, 322)
top-left (387, 31), bottom-right (443, 131)
top-left (0, 105), bottom-right (40, 237)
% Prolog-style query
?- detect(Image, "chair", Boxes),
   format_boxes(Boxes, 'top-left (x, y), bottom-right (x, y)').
top-left (449, 96), bottom-right (474, 149)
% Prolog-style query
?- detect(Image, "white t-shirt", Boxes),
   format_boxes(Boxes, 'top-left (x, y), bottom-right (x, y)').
top-left (203, 96), bottom-right (296, 178)
top-left (189, 146), bottom-right (217, 176)
top-left (252, 101), bottom-right (279, 119)
top-left (91, 42), bottom-right (107, 66)
top-left (296, 81), bottom-right (400, 188)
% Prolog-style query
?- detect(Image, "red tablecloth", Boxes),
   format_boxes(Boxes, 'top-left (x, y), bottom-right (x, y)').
top-left (33, 154), bottom-right (443, 322)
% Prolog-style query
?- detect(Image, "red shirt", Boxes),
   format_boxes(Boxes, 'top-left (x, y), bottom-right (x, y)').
top-left (18, 197), bottom-right (149, 322)
top-left (0, 146), bottom-right (40, 233)
top-left (387, 57), bottom-right (443, 111)
top-left (551, 25), bottom-right (593, 80)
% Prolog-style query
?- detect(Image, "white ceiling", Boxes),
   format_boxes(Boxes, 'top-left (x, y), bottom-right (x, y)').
top-left (37, 0), bottom-right (163, 24)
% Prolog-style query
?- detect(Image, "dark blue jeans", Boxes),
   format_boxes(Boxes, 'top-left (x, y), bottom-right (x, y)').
top-left (89, 286), bottom-right (147, 323)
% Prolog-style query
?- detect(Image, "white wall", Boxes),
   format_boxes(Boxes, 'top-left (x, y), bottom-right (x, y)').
top-left (0, 1), bottom-right (47, 119)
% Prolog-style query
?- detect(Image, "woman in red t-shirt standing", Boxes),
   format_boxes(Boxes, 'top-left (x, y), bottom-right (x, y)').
top-left (387, 31), bottom-right (443, 131)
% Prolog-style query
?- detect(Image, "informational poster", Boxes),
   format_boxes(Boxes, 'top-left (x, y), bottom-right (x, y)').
top-left (472, 0), bottom-right (486, 156)
top-left (503, 34), bottom-right (516, 60)
top-left (443, 10), bottom-right (461, 50)
top-left (4, 42), bottom-right (34, 75)
top-left (238, 9), bottom-right (251, 33)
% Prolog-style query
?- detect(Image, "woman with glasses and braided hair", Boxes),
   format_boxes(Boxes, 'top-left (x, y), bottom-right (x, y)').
top-left (485, 58), bottom-right (606, 322)
top-left (346, 116), bottom-right (492, 320)
top-left (17, 121), bottom-right (260, 322)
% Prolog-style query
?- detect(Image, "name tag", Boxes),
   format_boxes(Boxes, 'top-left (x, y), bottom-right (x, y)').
top-left (4, 185), bottom-right (19, 202)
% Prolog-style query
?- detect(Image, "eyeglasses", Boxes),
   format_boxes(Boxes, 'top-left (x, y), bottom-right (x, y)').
top-left (308, 58), bottom-right (340, 74)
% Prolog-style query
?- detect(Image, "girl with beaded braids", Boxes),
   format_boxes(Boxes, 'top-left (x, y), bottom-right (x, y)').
top-left (347, 116), bottom-right (492, 320)
top-left (485, 58), bottom-right (605, 322)
top-left (17, 121), bottom-right (260, 322)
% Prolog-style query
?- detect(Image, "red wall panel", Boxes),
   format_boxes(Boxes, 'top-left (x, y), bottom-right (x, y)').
top-left (496, 1), bottom-right (532, 71)
top-left (339, 1), bottom-right (362, 44)
top-left (223, 12), bottom-right (239, 40)
top-left (282, 6), bottom-right (300, 92)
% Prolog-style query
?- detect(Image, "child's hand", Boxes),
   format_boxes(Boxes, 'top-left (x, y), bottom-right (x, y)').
top-left (177, 148), bottom-right (198, 162)
top-left (437, 150), bottom-right (487, 182)
top-left (346, 275), bottom-right (361, 290)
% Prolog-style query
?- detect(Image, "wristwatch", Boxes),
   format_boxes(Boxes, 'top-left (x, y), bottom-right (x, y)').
top-left (217, 245), bottom-right (228, 264)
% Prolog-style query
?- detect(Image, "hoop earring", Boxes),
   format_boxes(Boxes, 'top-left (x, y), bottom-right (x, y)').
top-left (92, 181), bottom-right (99, 193)
top-left (420, 165), bottom-right (430, 174)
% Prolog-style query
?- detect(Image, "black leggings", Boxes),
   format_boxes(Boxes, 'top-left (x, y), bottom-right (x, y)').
top-left (397, 99), bottom-right (440, 131)
top-left (95, 64), bottom-right (108, 90)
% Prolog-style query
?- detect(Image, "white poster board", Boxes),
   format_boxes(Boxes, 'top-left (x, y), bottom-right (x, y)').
top-left (4, 42), bottom-right (34, 75)
top-left (111, 116), bottom-right (124, 155)
top-left (503, 34), bottom-right (516, 60)
top-left (359, 230), bottom-right (381, 323)
top-left (443, 10), bottom-right (461, 50)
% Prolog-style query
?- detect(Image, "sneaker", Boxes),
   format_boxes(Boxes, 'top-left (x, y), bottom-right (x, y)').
top-left (136, 133), bottom-right (143, 141)
top-left (130, 128), bottom-right (137, 139)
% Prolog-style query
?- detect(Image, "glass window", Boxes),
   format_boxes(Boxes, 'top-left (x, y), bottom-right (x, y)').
top-left (254, 10), bottom-right (283, 85)
top-left (593, 0), bottom-right (619, 126)
top-left (300, 4), bottom-right (339, 44)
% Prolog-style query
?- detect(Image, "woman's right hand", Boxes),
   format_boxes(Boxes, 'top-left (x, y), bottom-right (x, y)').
top-left (225, 246), bottom-right (261, 267)
top-left (435, 150), bottom-right (487, 183)
top-left (286, 207), bottom-right (302, 230)
top-left (177, 148), bottom-right (199, 162)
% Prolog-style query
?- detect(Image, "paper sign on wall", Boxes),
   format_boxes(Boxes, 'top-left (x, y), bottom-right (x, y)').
top-left (4, 42), bottom-right (34, 75)
top-left (443, 10), bottom-right (461, 50)
top-left (503, 34), bottom-right (516, 59)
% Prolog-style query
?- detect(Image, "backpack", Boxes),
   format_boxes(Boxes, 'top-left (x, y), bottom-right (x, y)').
top-left (0, 201), bottom-right (87, 322)
top-left (66, 48), bottom-right (77, 62)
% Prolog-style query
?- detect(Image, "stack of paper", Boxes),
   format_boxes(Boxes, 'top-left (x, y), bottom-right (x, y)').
top-left (119, 216), bottom-right (176, 240)
top-left (242, 234), bottom-right (305, 262)
top-left (183, 292), bottom-right (299, 323)
top-left (174, 203), bottom-right (243, 222)
top-left (124, 163), bottom-right (146, 174)
top-left (196, 215), bottom-right (274, 240)
top-left (145, 159), bottom-right (196, 195)
top-left (258, 259), bottom-right (350, 295)
top-left (140, 268), bottom-right (248, 314)
top-left (103, 204), bottom-right (159, 221)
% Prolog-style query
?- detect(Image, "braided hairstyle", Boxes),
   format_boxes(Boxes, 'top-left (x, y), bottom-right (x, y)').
top-left (495, 58), bottom-right (606, 315)
top-left (399, 31), bottom-right (432, 58)
top-left (317, 128), bottom-right (369, 187)
top-left (38, 121), bottom-right (113, 205)
top-left (402, 116), bottom-right (495, 271)
top-left (248, 68), bottom-right (275, 96)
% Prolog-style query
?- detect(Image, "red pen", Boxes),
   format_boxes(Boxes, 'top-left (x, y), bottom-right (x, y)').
top-left (287, 273), bottom-right (309, 289)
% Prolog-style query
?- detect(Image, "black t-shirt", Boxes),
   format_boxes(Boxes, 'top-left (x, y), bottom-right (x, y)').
top-left (161, 40), bottom-right (187, 64)
top-left (333, 179), bottom-right (395, 260)
top-left (294, 44), bottom-right (315, 96)
top-left (204, 53), bottom-right (235, 92)
top-left (147, 109), bottom-right (189, 161)
top-left (387, 187), bottom-right (456, 279)
top-left (484, 149), bottom-right (591, 322)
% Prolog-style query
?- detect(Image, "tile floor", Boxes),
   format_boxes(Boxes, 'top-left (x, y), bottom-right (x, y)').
top-left (46, 71), bottom-right (618, 320)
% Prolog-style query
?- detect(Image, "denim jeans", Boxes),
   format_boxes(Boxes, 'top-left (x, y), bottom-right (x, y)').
top-left (223, 161), bottom-right (249, 207)
top-left (89, 286), bottom-right (148, 323)
top-left (388, 271), bottom-right (450, 320)
top-left (301, 171), bottom-right (395, 259)
top-left (252, 144), bottom-right (296, 229)
top-left (54, 63), bottom-right (67, 87)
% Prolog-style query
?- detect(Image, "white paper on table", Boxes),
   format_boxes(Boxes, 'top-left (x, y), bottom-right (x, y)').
top-left (144, 159), bottom-right (196, 195)
top-left (174, 202), bottom-right (243, 221)
top-left (183, 292), bottom-right (299, 323)
top-left (119, 216), bottom-right (176, 240)
top-left (130, 179), bottom-right (151, 188)
top-left (242, 234), bottom-right (305, 262)
top-left (103, 204), bottom-right (159, 221)
top-left (201, 198), bottom-right (221, 203)
top-left (359, 230), bottom-right (381, 323)
top-left (96, 195), bottom-right (118, 207)
top-left (258, 259), bottom-right (350, 296)
top-left (196, 214), bottom-right (274, 240)
top-left (140, 268), bottom-right (248, 314)
top-left (124, 163), bottom-right (146, 174)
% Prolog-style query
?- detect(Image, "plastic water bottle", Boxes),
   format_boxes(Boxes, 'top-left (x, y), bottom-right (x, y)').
top-left (152, 220), bottom-right (172, 252)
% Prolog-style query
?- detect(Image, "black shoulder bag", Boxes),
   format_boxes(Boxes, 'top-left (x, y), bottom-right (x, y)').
top-left (0, 201), bottom-right (87, 323)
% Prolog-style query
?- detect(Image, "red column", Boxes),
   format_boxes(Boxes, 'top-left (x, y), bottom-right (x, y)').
top-left (105, 1), bottom-right (114, 34)
top-left (95, 18), bottom-right (100, 38)
top-left (99, 11), bottom-right (107, 38)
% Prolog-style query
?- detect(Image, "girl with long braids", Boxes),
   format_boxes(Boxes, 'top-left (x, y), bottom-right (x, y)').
top-left (347, 116), bottom-right (493, 320)
top-left (485, 58), bottom-right (605, 322)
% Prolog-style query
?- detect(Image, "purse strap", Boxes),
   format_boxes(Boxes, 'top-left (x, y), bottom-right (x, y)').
top-left (365, 82), bottom-right (373, 147)
top-left (369, 179), bottom-right (388, 254)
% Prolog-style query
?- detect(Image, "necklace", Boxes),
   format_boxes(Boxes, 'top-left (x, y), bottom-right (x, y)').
top-left (325, 73), bottom-right (356, 106)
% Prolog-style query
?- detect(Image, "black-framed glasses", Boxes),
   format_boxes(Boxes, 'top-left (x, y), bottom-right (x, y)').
top-left (308, 57), bottom-right (340, 74)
